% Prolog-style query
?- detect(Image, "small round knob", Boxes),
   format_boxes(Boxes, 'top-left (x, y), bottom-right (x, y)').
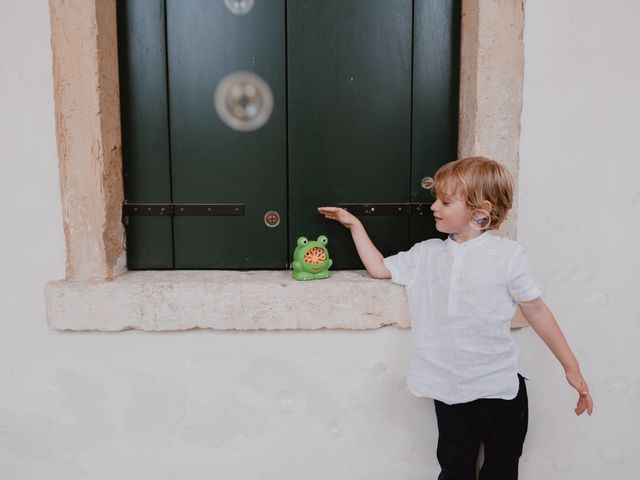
top-left (264, 210), bottom-right (281, 228)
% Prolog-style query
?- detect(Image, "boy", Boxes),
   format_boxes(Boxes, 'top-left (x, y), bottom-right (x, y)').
top-left (318, 157), bottom-right (593, 479)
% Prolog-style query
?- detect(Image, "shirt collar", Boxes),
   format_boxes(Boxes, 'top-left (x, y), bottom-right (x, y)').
top-left (446, 231), bottom-right (492, 251)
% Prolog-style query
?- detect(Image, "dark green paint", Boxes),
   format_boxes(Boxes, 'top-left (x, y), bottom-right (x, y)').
top-left (118, 0), bottom-right (460, 269)
top-left (117, 0), bottom-right (174, 269)
top-left (287, 0), bottom-right (414, 268)
top-left (410, 0), bottom-right (461, 244)
top-left (166, 0), bottom-right (287, 268)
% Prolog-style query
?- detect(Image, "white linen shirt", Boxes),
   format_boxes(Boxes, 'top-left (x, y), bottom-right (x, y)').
top-left (383, 231), bottom-right (541, 405)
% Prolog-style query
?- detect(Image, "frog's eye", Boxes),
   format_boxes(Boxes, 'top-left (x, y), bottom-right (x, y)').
top-left (317, 235), bottom-right (328, 245)
top-left (297, 237), bottom-right (308, 247)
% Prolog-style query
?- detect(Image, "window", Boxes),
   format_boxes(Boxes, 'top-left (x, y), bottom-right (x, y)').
top-left (118, 0), bottom-right (460, 270)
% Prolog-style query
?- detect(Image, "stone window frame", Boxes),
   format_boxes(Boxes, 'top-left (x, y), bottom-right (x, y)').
top-left (45, 0), bottom-right (528, 331)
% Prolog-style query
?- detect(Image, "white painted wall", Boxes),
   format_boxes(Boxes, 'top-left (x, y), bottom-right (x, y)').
top-left (0, 1), bottom-right (637, 478)
top-left (516, 0), bottom-right (640, 476)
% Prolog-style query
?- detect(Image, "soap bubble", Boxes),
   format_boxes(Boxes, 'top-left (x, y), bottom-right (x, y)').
top-left (580, 287), bottom-right (609, 309)
top-left (276, 390), bottom-right (297, 414)
top-left (550, 451), bottom-right (574, 472)
top-left (469, 209), bottom-right (491, 230)
top-left (598, 443), bottom-right (624, 466)
top-left (544, 214), bottom-right (564, 231)
top-left (568, 267), bottom-right (594, 285)
top-left (214, 71), bottom-right (273, 131)
top-left (625, 383), bottom-right (640, 411)
top-left (327, 422), bottom-right (342, 438)
top-left (233, 385), bottom-right (258, 408)
top-left (551, 269), bottom-right (570, 283)
top-left (421, 176), bottom-right (434, 190)
top-left (632, 192), bottom-right (640, 215)
top-left (348, 396), bottom-right (363, 411)
top-left (575, 224), bottom-right (591, 235)
top-left (224, 0), bottom-right (255, 15)
top-left (310, 350), bottom-right (321, 364)
top-left (0, 66), bottom-right (20, 80)
top-left (606, 377), bottom-right (630, 397)
top-left (537, 282), bottom-right (548, 297)
top-left (369, 362), bottom-right (387, 377)
top-left (624, 343), bottom-right (640, 370)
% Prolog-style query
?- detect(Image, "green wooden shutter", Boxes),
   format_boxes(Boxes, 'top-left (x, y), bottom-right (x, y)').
top-left (118, 0), bottom-right (174, 269)
top-left (119, 0), bottom-right (459, 270)
top-left (287, 0), bottom-right (414, 269)
top-left (167, 0), bottom-right (288, 269)
top-left (411, 0), bottom-right (461, 245)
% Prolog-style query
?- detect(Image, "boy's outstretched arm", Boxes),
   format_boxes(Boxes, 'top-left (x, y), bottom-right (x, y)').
top-left (518, 297), bottom-right (594, 416)
top-left (317, 207), bottom-right (391, 279)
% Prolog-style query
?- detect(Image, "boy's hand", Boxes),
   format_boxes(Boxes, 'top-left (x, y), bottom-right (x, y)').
top-left (565, 366), bottom-right (593, 416)
top-left (317, 206), bottom-right (361, 229)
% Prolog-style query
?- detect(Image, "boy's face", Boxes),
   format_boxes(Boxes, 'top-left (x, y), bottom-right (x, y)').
top-left (430, 189), bottom-right (474, 236)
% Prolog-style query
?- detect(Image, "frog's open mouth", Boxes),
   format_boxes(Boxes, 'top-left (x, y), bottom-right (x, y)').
top-left (303, 247), bottom-right (327, 267)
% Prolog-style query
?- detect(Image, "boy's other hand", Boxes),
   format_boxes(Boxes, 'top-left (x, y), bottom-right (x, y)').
top-left (317, 207), bottom-right (361, 230)
top-left (565, 366), bottom-right (593, 416)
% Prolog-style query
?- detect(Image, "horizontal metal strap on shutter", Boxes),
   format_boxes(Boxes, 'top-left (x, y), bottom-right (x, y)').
top-left (337, 203), bottom-right (431, 216)
top-left (121, 203), bottom-right (245, 225)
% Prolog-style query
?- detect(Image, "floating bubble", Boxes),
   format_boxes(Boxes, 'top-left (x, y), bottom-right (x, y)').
top-left (580, 287), bottom-right (609, 309)
top-left (327, 422), bottom-right (342, 438)
top-left (233, 385), bottom-right (256, 408)
top-left (606, 377), bottom-right (630, 397)
top-left (310, 350), bottom-right (321, 364)
top-left (544, 215), bottom-right (564, 231)
top-left (598, 443), bottom-right (624, 466)
top-left (421, 176), bottom-right (434, 190)
top-left (538, 283), bottom-right (547, 297)
top-left (348, 396), bottom-right (363, 411)
top-left (624, 343), bottom-right (640, 370)
top-left (568, 267), bottom-right (594, 285)
top-left (276, 390), bottom-right (297, 415)
top-left (625, 383), bottom-right (640, 411)
top-left (369, 362), bottom-right (387, 377)
top-left (632, 192), bottom-right (640, 215)
top-left (551, 269), bottom-right (570, 283)
top-left (469, 209), bottom-right (491, 230)
top-left (214, 71), bottom-right (273, 132)
top-left (575, 224), bottom-right (591, 235)
top-left (0, 66), bottom-right (20, 81)
top-left (550, 451), bottom-right (574, 473)
top-left (224, 0), bottom-right (255, 15)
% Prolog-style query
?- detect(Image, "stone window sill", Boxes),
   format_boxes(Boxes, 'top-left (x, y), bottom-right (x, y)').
top-left (45, 270), bottom-right (410, 332)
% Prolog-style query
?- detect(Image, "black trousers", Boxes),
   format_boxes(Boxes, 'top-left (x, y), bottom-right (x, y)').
top-left (434, 374), bottom-right (528, 480)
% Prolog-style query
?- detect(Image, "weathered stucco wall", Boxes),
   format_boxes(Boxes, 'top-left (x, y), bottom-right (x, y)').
top-left (1, 1), bottom-right (638, 478)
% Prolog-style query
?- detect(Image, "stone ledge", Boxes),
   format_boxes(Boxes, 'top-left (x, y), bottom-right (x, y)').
top-left (44, 270), bottom-right (410, 332)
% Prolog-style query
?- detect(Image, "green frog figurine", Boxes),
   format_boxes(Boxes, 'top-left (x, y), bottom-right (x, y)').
top-left (291, 235), bottom-right (333, 281)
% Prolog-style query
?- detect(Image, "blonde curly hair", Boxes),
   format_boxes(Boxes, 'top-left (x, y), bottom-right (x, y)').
top-left (432, 157), bottom-right (514, 230)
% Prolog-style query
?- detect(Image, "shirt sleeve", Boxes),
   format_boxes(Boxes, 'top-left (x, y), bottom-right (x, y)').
top-left (382, 242), bottom-right (423, 287)
top-left (507, 245), bottom-right (542, 302)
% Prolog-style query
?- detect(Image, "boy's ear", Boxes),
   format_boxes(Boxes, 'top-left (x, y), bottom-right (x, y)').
top-left (481, 200), bottom-right (492, 212)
